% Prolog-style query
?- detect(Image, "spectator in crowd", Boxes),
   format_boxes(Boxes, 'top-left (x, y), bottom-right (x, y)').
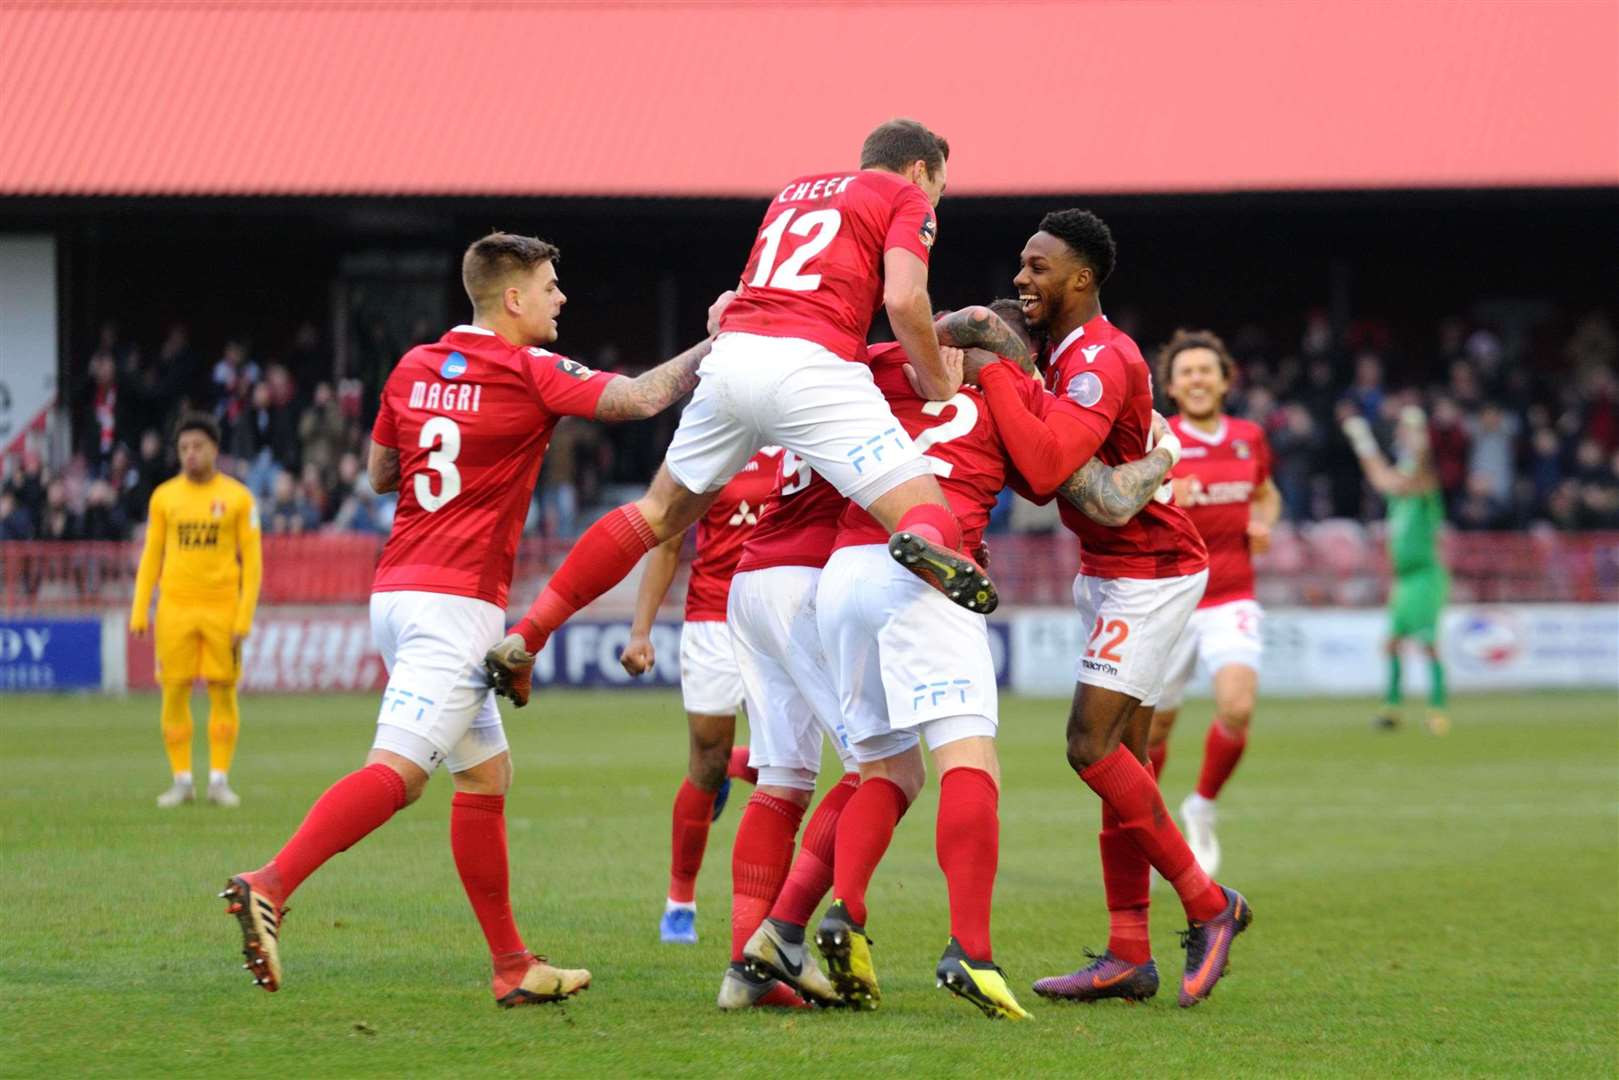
top-left (0, 488), bottom-right (34, 539)
top-left (297, 382), bottom-right (346, 484)
top-left (83, 351), bottom-right (121, 466)
top-left (1466, 403), bottom-right (1521, 504)
top-left (1427, 397), bottom-right (1471, 508)
top-left (39, 479), bottom-right (80, 541)
top-left (82, 479), bottom-right (128, 541)
top-left (329, 451), bottom-right (394, 534)
top-left (265, 470), bottom-right (322, 534)
top-left (1347, 352), bottom-right (1385, 420)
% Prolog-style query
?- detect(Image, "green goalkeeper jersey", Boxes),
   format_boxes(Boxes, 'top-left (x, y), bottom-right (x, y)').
top-left (1388, 487), bottom-right (1444, 575)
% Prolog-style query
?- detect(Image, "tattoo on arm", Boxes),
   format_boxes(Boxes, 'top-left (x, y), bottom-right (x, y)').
top-left (594, 339), bottom-right (711, 421)
top-left (1058, 448), bottom-right (1175, 526)
top-left (936, 307), bottom-right (1031, 368)
top-left (369, 445), bottom-right (401, 494)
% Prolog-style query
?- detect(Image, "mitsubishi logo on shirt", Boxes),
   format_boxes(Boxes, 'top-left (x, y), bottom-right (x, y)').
top-left (728, 500), bottom-right (758, 527)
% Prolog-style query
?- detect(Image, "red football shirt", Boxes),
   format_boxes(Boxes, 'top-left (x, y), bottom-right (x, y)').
top-left (834, 343), bottom-right (1042, 551)
top-left (720, 169), bottom-right (937, 362)
top-left (1042, 316), bottom-right (1208, 580)
top-left (371, 325), bottom-right (617, 607)
top-left (734, 450), bottom-right (847, 574)
top-left (684, 448), bottom-right (780, 621)
top-left (1167, 415), bottom-right (1272, 607)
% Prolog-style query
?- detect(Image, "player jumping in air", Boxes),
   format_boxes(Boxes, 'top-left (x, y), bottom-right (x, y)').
top-left (619, 450), bottom-right (775, 944)
top-left (485, 119), bottom-right (995, 707)
top-left (809, 303), bottom-right (1179, 1020)
top-left (1343, 406), bottom-right (1451, 735)
top-left (1149, 330), bottom-right (1282, 875)
top-left (221, 232), bottom-right (726, 1005)
top-left (970, 210), bottom-right (1253, 1007)
top-left (130, 414), bottom-right (262, 809)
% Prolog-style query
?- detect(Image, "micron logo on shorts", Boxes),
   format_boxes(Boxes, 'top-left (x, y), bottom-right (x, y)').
top-left (1081, 658), bottom-right (1121, 677)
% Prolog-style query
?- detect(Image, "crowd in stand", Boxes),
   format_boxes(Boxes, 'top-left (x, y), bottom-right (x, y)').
top-left (3, 307), bottom-right (1618, 544)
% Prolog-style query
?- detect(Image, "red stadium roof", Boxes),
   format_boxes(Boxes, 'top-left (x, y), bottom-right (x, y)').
top-left (2, 0), bottom-right (1616, 197)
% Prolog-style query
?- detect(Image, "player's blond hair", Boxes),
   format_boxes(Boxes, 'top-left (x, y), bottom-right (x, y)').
top-left (462, 231), bottom-right (560, 312)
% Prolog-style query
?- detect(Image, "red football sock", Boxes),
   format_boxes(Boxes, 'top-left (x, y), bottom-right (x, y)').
top-left (727, 745), bottom-right (759, 785)
top-left (771, 772), bottom-right (859, 926)
top-left (1080, 745), bottom-right (1226, 922)
top-left (668, 778), bottom-right (719, 904)
top-left (1147, 742), bottom-right (1167, 780)
top-left (255, 762), bottom-right (408, 901)
top-left (1099, 799), bottom-right (1153, 964)
top-left (896, 502), bottom-right (962, 552)
top-left (936, 767), bottom-right (999, 962)
top-left (1196, 721), bottom-right (1248, 800)
top-left (450, 792), bottom-right (526, 962)
top-left (832, 777), bottom-right (910, 927)
top-left (513, 504), bottom-right (657, 652)
top-left (729, 792), bottom-right (805, 962)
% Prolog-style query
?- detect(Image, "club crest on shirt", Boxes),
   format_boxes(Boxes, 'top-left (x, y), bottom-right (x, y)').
top-left (210, 500), bottom-right (226, 519)
top-left (1233, 439), bottom-right (1251, 459)
top-left (554, 357), bottom-right (595, 380)
top-left (1067, 370), bottom-right (1104, 408)
top-left (440, 352), bottom-right (468, 379)
top-left (919, 217), bottom-right (937, 249)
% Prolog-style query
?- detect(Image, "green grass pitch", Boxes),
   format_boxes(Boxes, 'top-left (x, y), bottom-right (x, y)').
top-left (3, 689), bottom-right (1615, 1077)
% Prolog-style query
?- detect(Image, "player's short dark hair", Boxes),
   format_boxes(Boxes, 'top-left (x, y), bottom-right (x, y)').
top-left (175, 412), bottom-right (220, 447)
top-left (860, 119), bottom-right (950, 179)
top-left (988, 298), bottom-right (1035, 352)
top-left (1158, 328), bottom-right (1237, 388)
top-left (462, 231), bottom-right (561, 311)
top-left (1038, 209), bottom-right (1116, 285)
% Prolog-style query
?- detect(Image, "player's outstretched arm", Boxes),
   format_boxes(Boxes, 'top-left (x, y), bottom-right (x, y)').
top-left (885, 248), bottom-right (957, 400)
top-left (593, 339), bottom-right (712, 422)
top-left (1341, 414), bottom-right (1418, 497)
top-left (978, 362), bottom-right (1109, 495)
top-left (1058, 414), bottom-right (1182, 526)
top-left (621, 533), bottom-right (682, 676)
top-left (936, 306), bottom-right (1032, 373)
top-left (368, 441), bottom-right (401, 494)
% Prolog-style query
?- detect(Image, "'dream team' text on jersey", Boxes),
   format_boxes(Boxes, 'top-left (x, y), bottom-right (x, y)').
top-left (719, 170), bottom-right (936, 362)
top-left (835, 343), bottom-right (1045, 550)
top-left (370, 326), bottom-right (618, 607)
top-left (1042, 316), bottom-right (1207, 579)
top-left (1167, 415), bottom-right (1272, 607)
top-left (684, 449), bottom-right (779, 621)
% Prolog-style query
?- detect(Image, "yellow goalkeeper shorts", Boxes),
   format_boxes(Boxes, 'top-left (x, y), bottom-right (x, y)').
top-left (155, 598), bottom-right (239, 684)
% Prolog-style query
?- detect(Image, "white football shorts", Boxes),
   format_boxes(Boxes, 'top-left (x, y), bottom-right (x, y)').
top-left (369, 590), bottom-right (509, 775)
top-left (1155, 598), bottom-right (1264, 712)
top-left (679, 618), bottom-right (744, 715)
top-left (665, 332), bottom-right (933, 508)
top-left (818, 544), bottom-right (998, 764)
top-left (1071, 569), bottom-right (1209, 706)
top-left (727, 565), bottom-right (855, 788)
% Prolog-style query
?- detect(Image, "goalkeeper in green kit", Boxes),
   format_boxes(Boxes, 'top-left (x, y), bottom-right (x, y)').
top-left (1342, 405), bottom-right (1451, 735)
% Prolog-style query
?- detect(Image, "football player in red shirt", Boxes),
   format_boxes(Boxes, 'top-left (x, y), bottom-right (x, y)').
top-left (970, 210), bottom-right (1253, 1008)
top-left (618, 449), bottom-right (776, 946)
top-left (221, 232), bottom-right (724, 1006)
top-left (487, 120), bottom-right (997, 705)
top-left (723, 452), bottom-right (863, 1009)
top-left (807, 304), bottom-right (1179, 1020)
top-left (1148, 330), bottom-right (1282, 876)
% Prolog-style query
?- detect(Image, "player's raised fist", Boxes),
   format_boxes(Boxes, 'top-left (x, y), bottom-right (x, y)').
top-left (620, 633), bottom-right (656, 676)
top-left (484, 633), bottom-right (537, 708)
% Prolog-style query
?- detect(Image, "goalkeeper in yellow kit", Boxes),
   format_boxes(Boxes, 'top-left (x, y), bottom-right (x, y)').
top-left (130, 414), bottom-right (263, 807)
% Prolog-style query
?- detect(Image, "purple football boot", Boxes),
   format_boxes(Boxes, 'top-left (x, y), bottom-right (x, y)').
top-left (1032, 949), bottom-right (1159, 1003)
top-left (1178, 885), bottom-right (1253, 1007)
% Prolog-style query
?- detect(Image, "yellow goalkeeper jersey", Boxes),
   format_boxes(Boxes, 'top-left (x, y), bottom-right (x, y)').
top-left (130, 472), bottom-right (263, 633)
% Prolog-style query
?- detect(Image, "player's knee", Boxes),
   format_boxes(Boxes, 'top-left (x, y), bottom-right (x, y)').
top-left (1065, 728), bottom-right (1113, 773)
top-left (1218, 698), bottom-right (1255, 731)
top-left (688, 729), bottom-right (733, 789)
